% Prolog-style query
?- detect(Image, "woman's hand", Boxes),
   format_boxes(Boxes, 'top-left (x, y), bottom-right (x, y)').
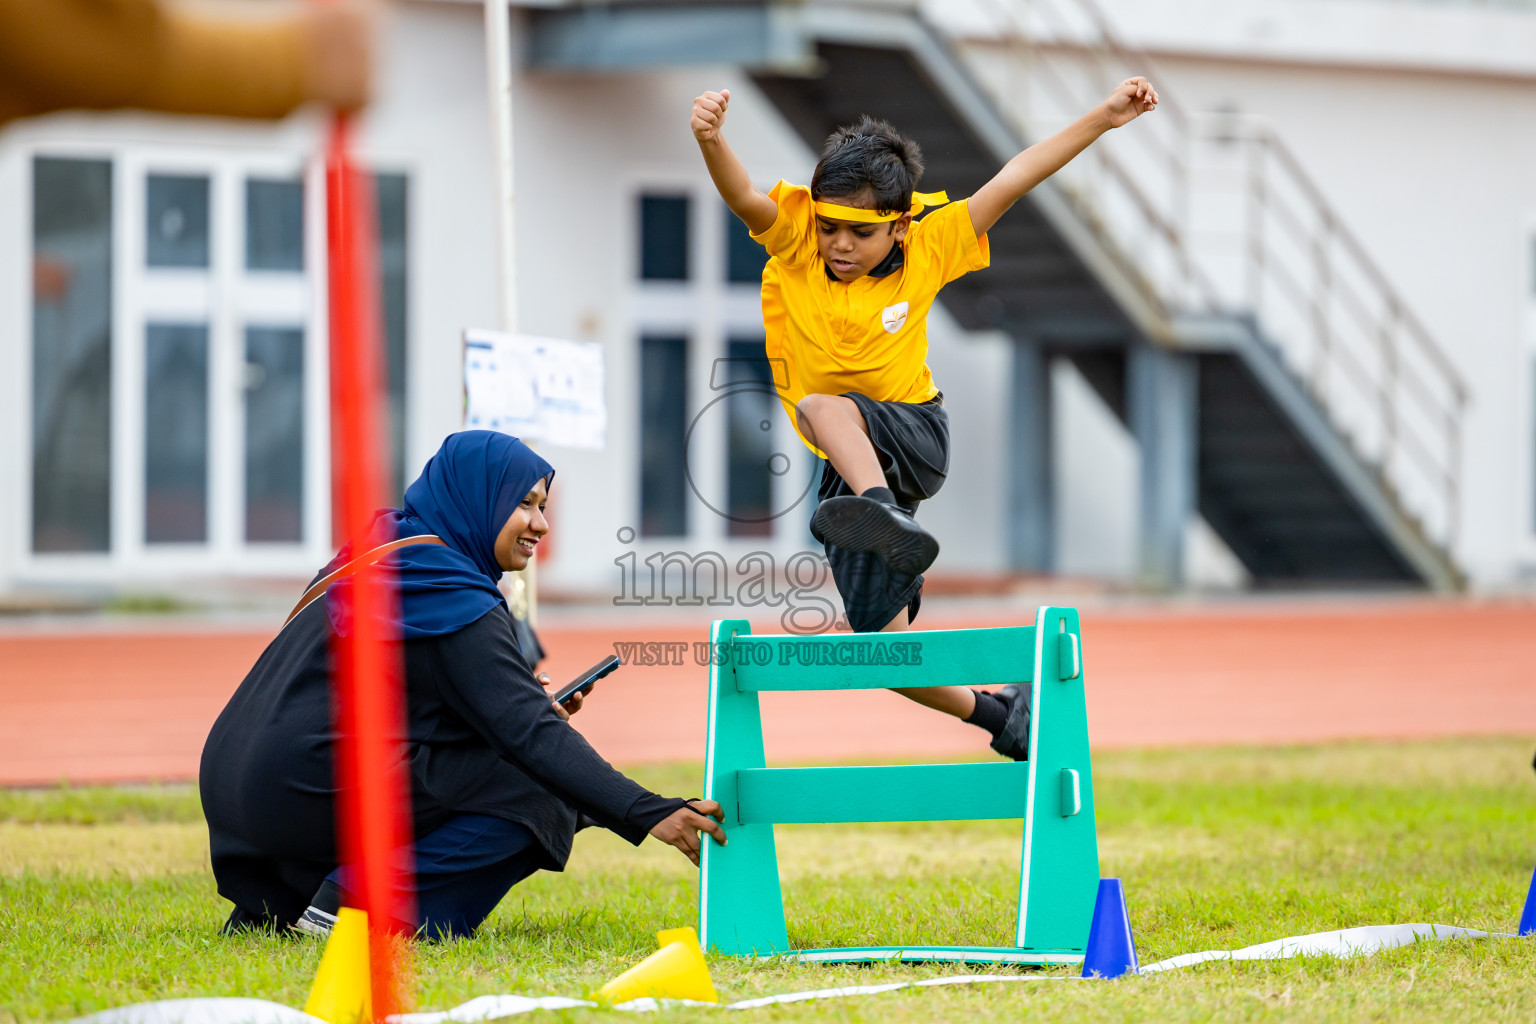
top-left (537, 672), bottom-right (589, 720)
top-left (649, 800), bottom-right (727, 866)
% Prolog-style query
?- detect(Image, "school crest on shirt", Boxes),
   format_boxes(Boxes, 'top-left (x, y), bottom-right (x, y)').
top-left (881, 301), bottom-right (909, 335)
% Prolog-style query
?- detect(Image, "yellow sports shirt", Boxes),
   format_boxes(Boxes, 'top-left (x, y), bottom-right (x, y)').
top-left (751, 181), bottom-right (990, 454)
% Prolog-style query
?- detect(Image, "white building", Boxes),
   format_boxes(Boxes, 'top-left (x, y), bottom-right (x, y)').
top-left (1, 0), bottom-right (1533, 608)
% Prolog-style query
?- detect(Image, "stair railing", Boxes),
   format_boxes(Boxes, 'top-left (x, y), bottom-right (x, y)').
top-left (952, 0), bottom-right (1466, 545)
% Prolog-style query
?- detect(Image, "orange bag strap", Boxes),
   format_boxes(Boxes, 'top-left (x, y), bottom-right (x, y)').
top-left (283, 535), bottom-right (446, 627)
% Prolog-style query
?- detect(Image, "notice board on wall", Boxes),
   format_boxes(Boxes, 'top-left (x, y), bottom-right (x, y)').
top-left (463, 328), bottom-right (606, 450)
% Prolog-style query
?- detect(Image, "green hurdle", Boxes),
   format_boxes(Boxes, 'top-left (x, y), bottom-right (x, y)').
top-left (697, 606), bottom-right (1100, 965)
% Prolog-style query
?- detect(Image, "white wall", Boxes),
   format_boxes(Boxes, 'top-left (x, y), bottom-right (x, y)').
top-left (1053, 359), bottom-right (1137, 580)
top-left (1091, 0), bottom-right (1536, 79)
top-left (360, 0), bottom-right (501, 480)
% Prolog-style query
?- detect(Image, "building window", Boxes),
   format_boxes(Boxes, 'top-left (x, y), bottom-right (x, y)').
top-left (245, 177), bottom-right (304, 271)
top-left (376, 172), bottom-right (409, 501)
top-left (725, 338), bottom-right (776, 536)
top-left (725, 205), bottom-right (768, 284)
top-left (244, 326), bottom-right (305, 542)
top-left (639, 194), bottom-right (689, 281)
top-left (146, 174), bottom-right (210, 268)
top-left (144, 323), bottom-right (210, 543)
top-left (32, 157), bottom-right (113, 553)
top-left (640, 335), bottom-right (688, 536)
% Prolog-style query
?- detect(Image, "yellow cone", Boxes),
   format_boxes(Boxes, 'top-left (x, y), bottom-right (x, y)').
top-left (304, 907), bottom-right (374, 1024)
top-left (597, 927), bottom-right (718, 1005)
top-left (655, 927), bottom-right (698, 948)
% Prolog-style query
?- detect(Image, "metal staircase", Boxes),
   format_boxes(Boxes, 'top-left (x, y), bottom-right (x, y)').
top-left (527, 0), bottom-right (1467, 589)
top-left (952, 0), bottom-right (1466, 588)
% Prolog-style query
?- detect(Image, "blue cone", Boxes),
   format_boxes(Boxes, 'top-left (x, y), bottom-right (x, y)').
top-left (1520, 861), bottom-right (1536, 937)
top-left (1081, 878), bottom-right (1139, 979)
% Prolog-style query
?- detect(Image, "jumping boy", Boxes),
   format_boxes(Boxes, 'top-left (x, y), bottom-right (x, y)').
top-left (691, 77), bottom-right (1158, 759)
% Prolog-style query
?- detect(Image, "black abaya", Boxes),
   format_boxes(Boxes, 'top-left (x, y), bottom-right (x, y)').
top-left (199, 601), bottom-right (683, 928)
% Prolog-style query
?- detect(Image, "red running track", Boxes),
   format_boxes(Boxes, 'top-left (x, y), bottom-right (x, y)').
top-left (2, 601), bottom-right (1533, 786)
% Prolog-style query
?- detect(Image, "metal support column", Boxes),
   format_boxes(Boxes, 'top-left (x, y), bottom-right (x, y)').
top-left (1008, 336), bottom-right (1053, 572)
top-left (1128, 344), bottom-right (1196, 589)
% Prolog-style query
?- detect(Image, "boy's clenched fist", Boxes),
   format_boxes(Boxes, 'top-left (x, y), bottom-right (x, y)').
top-left (1100, 76), bottom-right (1158, 129)
top-left (691, 89), bottom-right (731, 143)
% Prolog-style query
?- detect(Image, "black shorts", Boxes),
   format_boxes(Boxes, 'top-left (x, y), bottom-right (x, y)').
top-left (816, 393), bottom-right (950, 633)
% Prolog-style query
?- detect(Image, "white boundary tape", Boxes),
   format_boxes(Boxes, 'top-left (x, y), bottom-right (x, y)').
top-left (1136, 923), bottom-right (1512, 974)
top-left (68, 923), bottom-right (1525, 1024)
top-left (67, 999), bottom-right (327, 1024)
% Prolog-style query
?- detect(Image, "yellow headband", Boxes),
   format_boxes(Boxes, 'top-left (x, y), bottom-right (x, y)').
top-left (813, 190), bottom-right (950, 224)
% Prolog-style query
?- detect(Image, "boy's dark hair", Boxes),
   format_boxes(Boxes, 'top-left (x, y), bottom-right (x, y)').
top-left (810, 115), bottom-right (924, 216)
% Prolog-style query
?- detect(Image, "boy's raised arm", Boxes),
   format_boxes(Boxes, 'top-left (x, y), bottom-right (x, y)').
top-left (692, 89), bottom-right (779, 235)
top-left (968, 76), bottom-right (1158, 238)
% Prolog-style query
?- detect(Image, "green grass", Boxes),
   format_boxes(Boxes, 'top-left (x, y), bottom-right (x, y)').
top-left (0, 783), bottom-right (203, 826)
top-left (3, 739), bottom-right (1535, 1022)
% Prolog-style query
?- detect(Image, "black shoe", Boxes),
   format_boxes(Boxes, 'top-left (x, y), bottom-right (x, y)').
top-left (990, 684), bottom-right (1031, 761)
top-left (292, 905), bottom-right (337, 938)
top-left (810, 496), bottom-right (939, 575)
top-left (221, 905), bottom-right (276, 936)
top-left (292, 878), bottom-right (344, 937)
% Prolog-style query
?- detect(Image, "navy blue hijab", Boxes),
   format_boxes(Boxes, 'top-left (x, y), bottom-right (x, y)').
top-left (326, 431), bottom-right (554, 639)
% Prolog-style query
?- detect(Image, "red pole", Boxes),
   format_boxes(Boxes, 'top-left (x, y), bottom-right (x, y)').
top-left (325, 112), bottom-right (415, 1018)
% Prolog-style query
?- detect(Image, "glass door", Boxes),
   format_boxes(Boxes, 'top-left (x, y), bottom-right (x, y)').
top-left (139, 171), bottom-right (214, 549)
top-left (119, 149), bottom-right (328, 577)
top-left (25, 143), bottom-right (404, 584)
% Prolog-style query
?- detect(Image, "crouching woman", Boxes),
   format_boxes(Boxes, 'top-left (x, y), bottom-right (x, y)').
top-left (199, 430), bottom-right (723, 939)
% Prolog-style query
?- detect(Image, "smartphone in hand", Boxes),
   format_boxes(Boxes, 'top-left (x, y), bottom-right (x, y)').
top-left (551, 655), bottom-right (621, 704)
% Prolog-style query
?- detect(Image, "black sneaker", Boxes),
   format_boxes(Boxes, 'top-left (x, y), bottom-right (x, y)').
top-left (292, 877), bottom-right (344, 937)
top-left (221, 905), bottom-right (276, 935)
top-left (293, 905), bottom-right (337, 938)
top-left (990, 684), bottom-right (1031, 761)
top-left (811, 496), bottom-right (939, 575)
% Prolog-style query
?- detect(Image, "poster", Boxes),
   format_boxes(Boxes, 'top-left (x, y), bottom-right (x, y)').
top-left (463, 328), bottom-right (606, 450)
